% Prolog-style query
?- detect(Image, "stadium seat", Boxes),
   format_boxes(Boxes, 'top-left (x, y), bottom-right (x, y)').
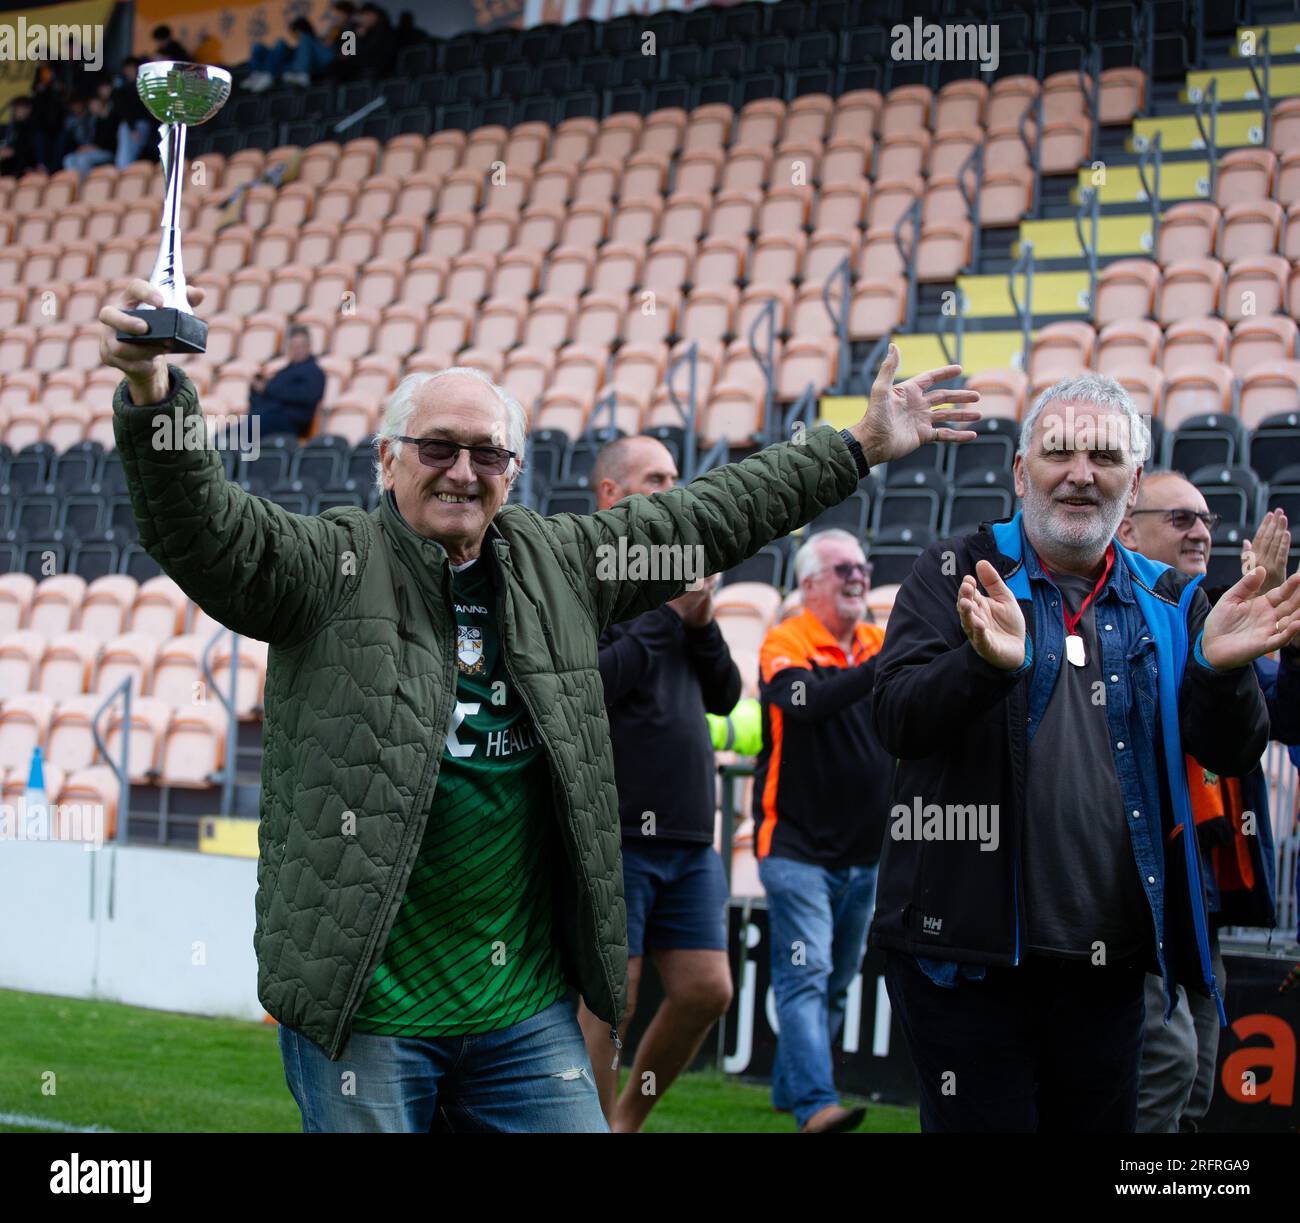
top-left (1191, 464), bottom-right (1263, 527)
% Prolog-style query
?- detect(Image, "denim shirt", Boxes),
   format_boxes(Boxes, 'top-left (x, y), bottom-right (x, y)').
top-left (918, 530), bottom-right (1174, 989)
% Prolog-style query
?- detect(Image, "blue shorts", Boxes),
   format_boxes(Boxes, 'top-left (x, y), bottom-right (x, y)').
top-left (622, 842), bottom-right (729, 958)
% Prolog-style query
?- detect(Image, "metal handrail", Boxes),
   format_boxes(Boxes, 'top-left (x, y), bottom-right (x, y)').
top-left (896, 196), bottom-right (921, 331)
top-left (1244, 28), bottom-right (1273, 150)
top-left (692, 435), bottom-right (731, 477)
top-left (1191, 0), bottom-right (1205, 84)
top-left (664, 340), bottom-right (701, 479)
top-left (200, 624), bottom-right (242, 820)
top-left (1008, 241), bottom-right (1036, 374)
top-left (859, 334), bottom-right (891, 397)
top-left (745, 297), bottom-right (779, 445)
top-left (1073, 184), bottom-right (1101, 316)
top-left (1019, 92), bottom-right (1043, 218)
top-left (821, 256), bottom-right (852, 393)
top-left (1078, 45), bottom-right (1102, 165)
top-left (1136, 130), bottom-right (1164, 251)
top-left (91, 677), bottom-right (133, 844)
top-left (331, 94), bottom-right (387, 136)
top-left (583, 388), bottom-right (619, 440)
top-left (935, 285), bottom-right (965, 369)
top-left (1138, 5), bottom-right (1155, 117)
top-left (717, 760), bottom-right (755, 891)
top-left (1192, 78), bottom-right (1220, 202)
top-left (957, 141), bottom-right (984, 274)
top-left (781, 383), bottom-right (819, 441)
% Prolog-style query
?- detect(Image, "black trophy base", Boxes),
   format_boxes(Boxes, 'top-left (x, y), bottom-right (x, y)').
top-left (116, 308), bottom-right (208, 355)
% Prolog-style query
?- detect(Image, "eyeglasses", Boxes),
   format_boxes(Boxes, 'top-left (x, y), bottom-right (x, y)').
top-left (827, 561), bottom-right (872, 582)
top-left (1128, 508), bottom-right (1220, 532)
top-left (397, 436), bottom-right (517, 476)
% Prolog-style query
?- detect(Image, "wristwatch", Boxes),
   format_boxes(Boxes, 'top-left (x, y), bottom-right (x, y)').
top-left (839, 428), bottom-right (871, 480)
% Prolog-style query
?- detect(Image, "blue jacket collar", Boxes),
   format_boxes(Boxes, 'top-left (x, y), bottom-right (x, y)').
top-left (989, 512), bottom-right (1165, 606)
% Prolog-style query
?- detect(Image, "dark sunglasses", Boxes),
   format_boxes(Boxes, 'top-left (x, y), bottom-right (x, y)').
top-left (829, 561), bottom-right (872, 581)
top-left (398, 436), bottom-right (517, 476)
top-left (1129, 508), bottom-right (1220, 532)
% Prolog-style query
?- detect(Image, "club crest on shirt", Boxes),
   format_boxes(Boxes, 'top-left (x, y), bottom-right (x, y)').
top-left (457, 625), bottom-right (485, 675)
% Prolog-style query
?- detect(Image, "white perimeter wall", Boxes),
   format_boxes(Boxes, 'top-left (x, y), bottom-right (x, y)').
top-left (0, 841), bottom-right (263, 1024)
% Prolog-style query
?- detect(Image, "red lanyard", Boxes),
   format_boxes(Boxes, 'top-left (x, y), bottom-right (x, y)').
top-left (1040, 543), bottom-right (1114, 638)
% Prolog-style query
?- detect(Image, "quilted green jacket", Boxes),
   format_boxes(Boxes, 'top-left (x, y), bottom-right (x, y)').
top-left (112, 367), bottom-right (860, 1059)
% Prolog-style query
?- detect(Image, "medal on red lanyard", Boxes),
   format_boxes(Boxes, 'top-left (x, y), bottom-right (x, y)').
top-left (1057, 544), bottom-right (1114, 667)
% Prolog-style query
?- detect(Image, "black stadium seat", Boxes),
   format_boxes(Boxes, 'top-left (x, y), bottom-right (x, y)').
top-left (1247, 413), bottom-right (1300, 484)
top-left (875, 469), bottom-right (947, 531)
top-left (1266, 466), bottom-right (1300, 523)
top-left (722, 539), bottom-right (793, 589)
top-left (1191, 465), bottom-right (1263, 528)
top-left (1167, 414), bottom-right (1245, 475)
top-left (868, 525), bottom-right (934, 586)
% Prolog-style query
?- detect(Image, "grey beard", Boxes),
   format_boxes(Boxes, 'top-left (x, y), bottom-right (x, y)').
top-left (1021, 481), bottom-right (1128, 566)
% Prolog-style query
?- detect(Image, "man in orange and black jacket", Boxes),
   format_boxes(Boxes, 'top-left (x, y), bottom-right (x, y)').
top-left (753, 527), bottom-right (894, 1134)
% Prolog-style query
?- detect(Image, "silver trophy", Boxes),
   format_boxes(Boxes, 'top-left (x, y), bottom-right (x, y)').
top-left (116, 61), bottom-right (232, 354)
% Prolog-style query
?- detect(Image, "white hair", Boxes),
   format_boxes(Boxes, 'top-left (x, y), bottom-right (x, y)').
top-left (794, 528), bottom-right (865, 584)
top-left (1018, 373), bottom-right (1149, 467)
top-left (373, 367), bottom-right (529, 494)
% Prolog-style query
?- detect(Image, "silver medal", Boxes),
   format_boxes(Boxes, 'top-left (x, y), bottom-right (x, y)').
top-left (1066, 634), bottom-right (1086, 667)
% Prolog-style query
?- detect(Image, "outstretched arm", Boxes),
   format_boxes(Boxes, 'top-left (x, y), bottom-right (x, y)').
top-left (549, 346), bottom-right (982, 628)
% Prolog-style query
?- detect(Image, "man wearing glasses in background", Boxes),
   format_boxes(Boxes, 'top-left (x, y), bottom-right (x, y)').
top-left (1119, 473), bottom-right (1300, 1132)
top-left (753, 528), bottom-right (894, 1132)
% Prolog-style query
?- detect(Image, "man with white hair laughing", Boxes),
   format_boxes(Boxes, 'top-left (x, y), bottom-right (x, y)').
top-left (870, 373), bottom-right (1300, 1132)
top-left (100, 279), bottom-right (981, 1132)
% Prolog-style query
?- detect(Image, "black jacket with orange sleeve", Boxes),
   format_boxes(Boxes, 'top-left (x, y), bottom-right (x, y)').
top-left (753, 609), bottom-right (894, 868)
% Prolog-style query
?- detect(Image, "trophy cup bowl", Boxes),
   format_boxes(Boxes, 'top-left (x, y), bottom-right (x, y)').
top-left (115, 61), bottom-right (232, 354)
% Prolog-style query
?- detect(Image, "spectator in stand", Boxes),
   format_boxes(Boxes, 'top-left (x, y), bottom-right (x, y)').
top-left (245, 18), bottom-right (336, 92)
top-left (575, 435), bottom-right (740, 1133)
top-left (0, 96), bottom-right (47, 177)
top-left (339, 2), bottom-right (398, 79)
top-left (113, 58), bottom-right (152, 169)
top-left (62, 87), bottom-right (117, 179)
top-left (151, 25), bottom-right (189, 61)
top-left (325, 0), bottom-right (358, 42)
top-left (248, 325), bottom-right (326, 438)
top-left (754, 528), bottom-right (892, 1133)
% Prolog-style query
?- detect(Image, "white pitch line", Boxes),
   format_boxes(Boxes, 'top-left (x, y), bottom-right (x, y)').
top-left (0, 1112), bottom-right (115, 1133)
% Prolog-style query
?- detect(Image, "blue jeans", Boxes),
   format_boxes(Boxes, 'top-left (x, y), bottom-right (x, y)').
top-left (116, 119), bottom-right (150, 171)
top-left (758, 855), bottom-right (878, 1128)
top-left (250, 37), bottom-right (335, 78)
top-left (278, 991), bottom-right (608, 1132)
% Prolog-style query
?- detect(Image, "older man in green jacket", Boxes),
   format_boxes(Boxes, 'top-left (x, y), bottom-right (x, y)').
top-left (100, 279), bottom-right (979, 1132)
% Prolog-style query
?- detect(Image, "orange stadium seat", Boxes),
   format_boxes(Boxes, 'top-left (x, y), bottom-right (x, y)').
top-left (0, 574), bottom-right (36, 635)
top-left (1229, 316), bottom-right (1298, 376)
top-left (1162, 364), bottom-right (1235, 429)
top-left (46, 695), bottom-right (108, 773)
top-left (157, 704), bottom-right (227, 790)
top-left (78, 577), bottom-right (139, 642)
top-left (1159, 258), bottom-right (1224, 324)
top-left (965, 369), bottom-right (1027, 422)
top-left (1223, 254), bottom-right (1288, 322)
top-left (55, 766), bottom-right (118, 840)
top-left (0, 691), bottom-right (54, 771)
top-left (1239, 360), bottom-right (1300, 428)
top-left (1214, 148), bottom-right (1276, 208)
top-left (1163, 315), bottom-right (1229, 371)
top-left (28, 575), bottom-right (86, 638)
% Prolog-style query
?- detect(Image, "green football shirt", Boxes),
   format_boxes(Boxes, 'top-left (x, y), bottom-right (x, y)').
top-left (351, 556), bottom-right (568, 1037)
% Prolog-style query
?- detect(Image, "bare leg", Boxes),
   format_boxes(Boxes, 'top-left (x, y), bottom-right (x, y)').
top-left (610, 948), bottom-right (733, 1133)
top-left (577, 956), bottom-right (641, 1121)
